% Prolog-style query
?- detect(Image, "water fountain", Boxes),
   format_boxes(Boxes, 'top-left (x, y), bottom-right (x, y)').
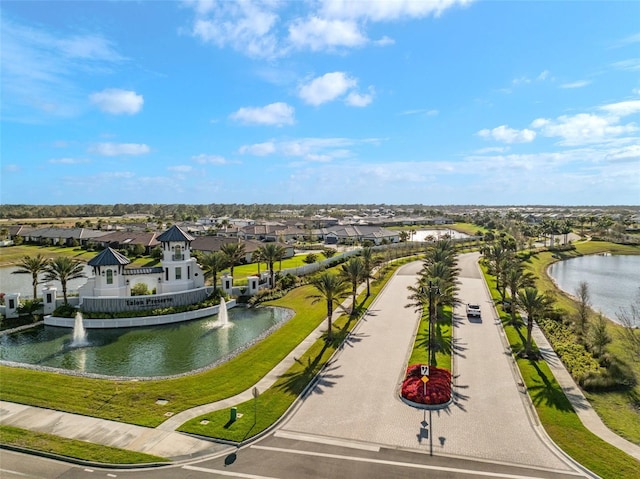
top-left (218, 298), bottom-right (231, 328)
top-left (71, 311), bottom-right (88, 347)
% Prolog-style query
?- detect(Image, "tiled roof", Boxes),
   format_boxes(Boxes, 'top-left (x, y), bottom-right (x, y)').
top-left (157, 225), bottom-right (194, 242)
top-left (87, 247), bottom-right (131, 267)
top-left (123, 267), bottom-right (164, 275)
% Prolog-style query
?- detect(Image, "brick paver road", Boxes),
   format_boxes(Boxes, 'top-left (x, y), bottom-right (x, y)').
top-left (279, 253), bottom-right (586, 475)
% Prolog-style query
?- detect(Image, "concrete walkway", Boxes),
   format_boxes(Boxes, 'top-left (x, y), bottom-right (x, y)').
top-left (531, 322), bottom-right (640, 461)
top-left (0, 401), bottom-right (229, 461)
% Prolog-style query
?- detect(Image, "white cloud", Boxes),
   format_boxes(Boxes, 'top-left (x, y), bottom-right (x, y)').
top-left (183, 0), bottom-right (471, 57)
top-left (49, 157), bottom-right (90, 164)
top-left (188, 1), bottom-right (281, 58)
top-left (238, 142), bottom-right (276, 156)
top-left (298, 72), bottom-right (358, 106)
top-left (319, 0), bottom-right (474, 21)
top-left (90, 88), bottom-right (144, 115)
top-left (89, 143), bottom-right (150, 156)
top-left (599, 99), bottom-right (640, 117)
top-left (288, 17), bottom-right (367, 51)
top-left (229, 102), bottom-right (294, 126)
top-left (345, 88), bottom-right (374, 107)
top-left (477, 125), bottom-right (536, 143)
top-left (168, 165), bottom-right (194, 172)
top-left (611, 58), bottom-right (640, 71)
top-left (531, 113), bottom-right (637, 145)
top-left (239, 136), bottom-right (381, 162)
top-left (192, 154), bottom-right (229, 164)
top-left (400, 108), bottom-right (439, 116)
top-left (560, 80), bottom-right (590, 89)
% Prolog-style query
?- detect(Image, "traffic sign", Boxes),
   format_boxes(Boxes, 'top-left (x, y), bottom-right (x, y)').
top-left (421, 365), bottom-right (429, 376)
top-left (421, 375), bottom-right (429, 383)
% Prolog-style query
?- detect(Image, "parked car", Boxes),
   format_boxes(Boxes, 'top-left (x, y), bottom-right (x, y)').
top-left (466, 303), bottom-right (481, 318)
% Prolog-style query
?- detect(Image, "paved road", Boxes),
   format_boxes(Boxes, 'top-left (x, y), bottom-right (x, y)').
top-left (277, 254), bottom-right (586, 474)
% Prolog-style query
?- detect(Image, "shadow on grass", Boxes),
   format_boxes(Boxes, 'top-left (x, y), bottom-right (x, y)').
top-left (527, 360), bottom-right (574, 412)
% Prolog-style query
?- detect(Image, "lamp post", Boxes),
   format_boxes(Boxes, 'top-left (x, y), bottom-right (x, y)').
top-left (427, 280), bottom-right (440, 366)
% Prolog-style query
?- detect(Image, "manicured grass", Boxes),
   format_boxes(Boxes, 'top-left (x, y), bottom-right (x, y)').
top-left (407, 308), bottom-right (453, 370)
top-left (481, 265), bottom-right (640, 478)
top-left (0, 425), bottom-right (168, 464)
top-left (0, 244), bottom-right (158, 268)
top-left (178, 264), bottom-right (399, 442)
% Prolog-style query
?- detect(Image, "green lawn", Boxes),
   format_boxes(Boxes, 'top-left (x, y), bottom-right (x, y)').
top-left (0, 425), bottom-right (168, 464)
top-left (407, 308), bottom-right (453, 370)
top-left (481, 265), bottom-right (640, 478)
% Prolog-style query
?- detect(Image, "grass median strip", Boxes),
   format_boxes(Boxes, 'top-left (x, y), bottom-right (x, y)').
top-left (0, 425), bottom-right (168, 464)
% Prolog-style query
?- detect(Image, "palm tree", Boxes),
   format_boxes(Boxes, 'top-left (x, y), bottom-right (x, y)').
top-left (220, 241), bottom-right (246, 279)
top-left (43, 257), bottom-right (86, 305)
top-left (258, 243), bottom-right (286, 288)
top-left (504, 260), bottom-right (535, 324)
top-left (340, 257), bottom-right (366, 315)
top-left (12, 254), bottom-right (50, 299)
top-left (200, 251), bottom-right (229, 290)
top-left (360, 247), bottom-right (379, 297)
top-left (307, 271), bottom-right (349, 341)
top-left (517, 287), bottom-right (550, 358)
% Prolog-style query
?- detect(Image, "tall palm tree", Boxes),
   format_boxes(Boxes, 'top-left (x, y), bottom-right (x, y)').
top-left (200, 251), bottom-right (228, 290)
top-left (43, 257), bottom-right (86, 305)
top-left (360, 247), bottom-right (379, 297)
top-left (258, 243), bottom-right (286, 288)
top-left (12, 254), bottom-right (50, 299)
top-left (504, 260), bottom-right (535, 324)
top-left (339, 257), bottom-right (366, 315)
top-left (517, 287), bottom-right (550, 358)
top-left (220, 241), bottom-right (246, 279)
top-left (307, 271), bottom-right (349, 341)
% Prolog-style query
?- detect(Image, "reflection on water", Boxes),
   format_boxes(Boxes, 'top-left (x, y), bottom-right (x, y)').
top-left (0, 306), bottom-right (291, 377)
top-left (548, 255), bottom-right (640, 325)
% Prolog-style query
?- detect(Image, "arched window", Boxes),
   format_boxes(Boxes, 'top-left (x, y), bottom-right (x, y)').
top-left (106, 269), bottom-right (113, 285)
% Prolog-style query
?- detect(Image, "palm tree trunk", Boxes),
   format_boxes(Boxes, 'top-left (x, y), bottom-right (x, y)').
top-left (526, 317), bottom-right (534, 356)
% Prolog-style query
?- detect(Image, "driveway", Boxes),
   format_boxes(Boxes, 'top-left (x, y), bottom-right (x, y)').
top-left (278, 253), bottom-right (585, 474)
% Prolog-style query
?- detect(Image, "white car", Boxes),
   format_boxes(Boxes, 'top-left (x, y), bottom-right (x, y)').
top-left (466, 303), bottom-right (481, 318)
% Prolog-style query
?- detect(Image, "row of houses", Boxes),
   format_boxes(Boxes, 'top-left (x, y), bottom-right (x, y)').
top-left (5, 223), bottom-right (403, 255)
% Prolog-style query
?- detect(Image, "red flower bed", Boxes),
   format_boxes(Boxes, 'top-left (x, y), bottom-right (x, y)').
top-left (401, 363), bottom-right (451, 405)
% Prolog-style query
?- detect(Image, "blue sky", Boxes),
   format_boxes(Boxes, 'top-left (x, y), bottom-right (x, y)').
top-left (2, 0), bottom-right (639, 206)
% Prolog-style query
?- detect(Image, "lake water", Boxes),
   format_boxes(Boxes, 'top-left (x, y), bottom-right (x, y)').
top-left (547, 255), bottom-right (640, 325)
top-left (410, 229), bottom-right (470, 242)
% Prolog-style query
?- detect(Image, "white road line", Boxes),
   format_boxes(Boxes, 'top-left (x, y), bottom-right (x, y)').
top-left (274, 430), bottom-right (380, 451)
top-left (0, 469), bottom-right (35, 478)
top-left (250, 445), bottom-right (585, 479)
top-left (182, 465), bottom-right (281, 479)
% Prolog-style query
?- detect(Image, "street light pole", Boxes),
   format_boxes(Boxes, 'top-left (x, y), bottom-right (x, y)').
top-left (427, 280), bottom-right (439, 366)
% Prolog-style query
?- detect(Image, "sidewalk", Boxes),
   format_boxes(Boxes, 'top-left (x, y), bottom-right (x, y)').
top-left (0, 401), bottom-right (230, 461)
top-left (531, 322), bottom-right (640, 462)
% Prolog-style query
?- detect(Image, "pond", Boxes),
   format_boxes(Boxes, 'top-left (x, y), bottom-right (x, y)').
top-left (0, 306), bottom-right (292, 378)
top-left (547, 254), bottom-right (640, 325)
top-left (410, 229), bottom-right (470, 242)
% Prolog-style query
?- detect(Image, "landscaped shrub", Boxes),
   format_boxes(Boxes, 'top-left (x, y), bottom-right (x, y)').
top-left (401, 363), bottom-right (451, 405)
top-left (539, 318), bottom-right (600, 381)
